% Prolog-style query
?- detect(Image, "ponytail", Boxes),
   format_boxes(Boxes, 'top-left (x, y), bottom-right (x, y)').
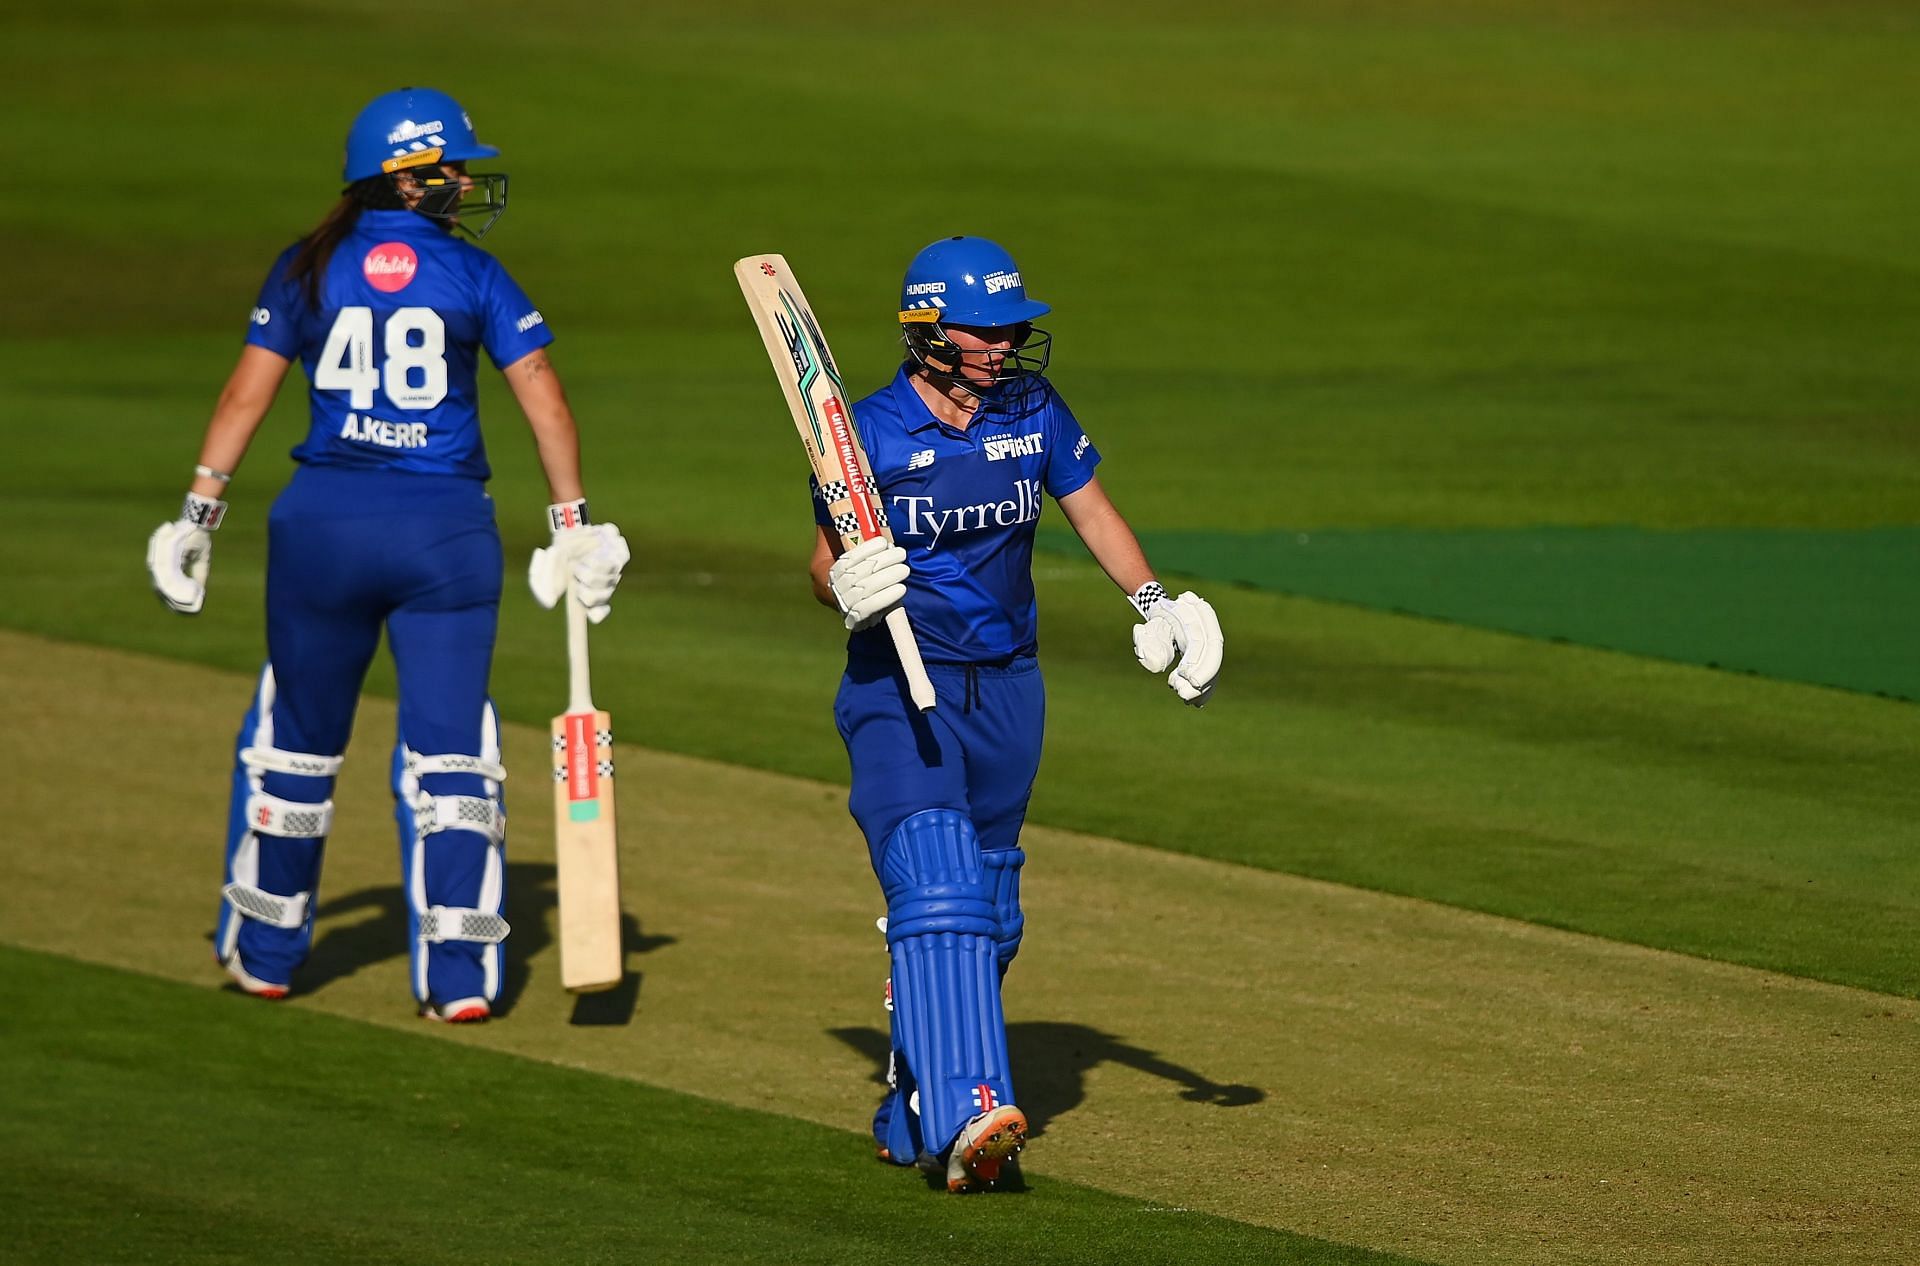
top-left (286, 177), bottom-right (408, 309)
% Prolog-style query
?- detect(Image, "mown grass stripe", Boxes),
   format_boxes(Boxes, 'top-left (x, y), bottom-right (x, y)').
top-left (0, 632), bottom-right (1915, 1265)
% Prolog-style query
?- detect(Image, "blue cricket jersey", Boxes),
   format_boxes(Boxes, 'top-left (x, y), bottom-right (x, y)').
top-left (245, 208), bottom-right (553, 480)
top-left (815, 367), bottom-right (1102, 665)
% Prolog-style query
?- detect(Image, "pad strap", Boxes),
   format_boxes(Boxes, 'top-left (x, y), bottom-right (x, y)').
top-left (419, 905), bottom-right (511, 944)
top-left (241, 745), bottom-right (345, 778)
top-left (406, 750), bottom-right (508, 782)
top-left (245, 791), bottom-right (334, 838)
top-left (413, 794), bottom-right (506, 846)
top-left (222, 881), bottom-right (310, 930)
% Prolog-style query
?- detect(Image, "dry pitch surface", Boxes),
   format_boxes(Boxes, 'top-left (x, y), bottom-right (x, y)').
top-left (0, 629), bottom-right (1913, 1265)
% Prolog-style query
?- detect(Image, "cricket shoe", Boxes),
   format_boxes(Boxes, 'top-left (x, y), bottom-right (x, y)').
top-left (221, 954), bottom-right (289, 1001)
top-left (420, 996), bottom-right (490, 1024)
top-left (945, 1104), bottom-right (1028, 1193)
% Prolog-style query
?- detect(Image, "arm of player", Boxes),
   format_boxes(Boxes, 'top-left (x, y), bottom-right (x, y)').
top-left (146, 345), bottom-right (292, 615)
top-left (506, 349), bottom-right (631, 622)
top-left (1056, 477), bottom-right (1224, 707)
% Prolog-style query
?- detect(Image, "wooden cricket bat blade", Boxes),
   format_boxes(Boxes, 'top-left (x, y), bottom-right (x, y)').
top-left (552, 706), bottom-right (622, 993)
top-left (733, 252), bottom-right (939, 711)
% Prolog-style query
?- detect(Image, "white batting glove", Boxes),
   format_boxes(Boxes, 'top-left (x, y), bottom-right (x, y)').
top-left (146, 492), bottom-right (227, 615)
top-left (828, 536), bottom-right (910, 632)
top-left (1130, 582), bottom-right (1224, 707)
top-left (528, 500), bottom-right (630, 623)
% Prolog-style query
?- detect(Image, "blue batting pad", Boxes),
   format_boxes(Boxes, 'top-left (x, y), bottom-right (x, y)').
top-left (981, 847), bottom-right (1025, 976)
top-left (880, 809), bottom-right (1015, 1157)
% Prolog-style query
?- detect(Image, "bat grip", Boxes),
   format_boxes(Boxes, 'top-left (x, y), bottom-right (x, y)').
top-left (566, 580), bottom-right (594, 714)
top-left (885, 607), bottom-right (938, 711)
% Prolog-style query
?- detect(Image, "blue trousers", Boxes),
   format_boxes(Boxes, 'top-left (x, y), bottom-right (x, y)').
top-left (213, 466), bottom-right (508, 1008)
top-left (835, 654), bottom-right (1045, 863)
top-left (836, 653), bottom-right (1043, 1160)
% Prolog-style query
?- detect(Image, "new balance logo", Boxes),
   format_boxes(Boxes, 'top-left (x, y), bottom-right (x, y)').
top-left (983, 433), bottom-right (1044, 462)
top-left (907, 449), bottom-right (936, 470)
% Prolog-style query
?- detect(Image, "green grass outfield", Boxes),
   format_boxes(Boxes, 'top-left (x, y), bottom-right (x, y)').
top-left (3, 633), bottom-right (1915, 1265)
top-left (2, 1), bottom-right (1917, 1261)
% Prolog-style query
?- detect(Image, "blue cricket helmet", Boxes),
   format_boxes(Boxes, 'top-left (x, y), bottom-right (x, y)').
top-left (899, 236), bottom-right (1051, 327)
top-left (899, 237), bottom-right (1053, 395)
top-left (343, 87), bottom-right (500, 182)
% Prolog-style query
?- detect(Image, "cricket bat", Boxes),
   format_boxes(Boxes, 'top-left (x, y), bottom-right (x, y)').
top-left (551, 583), bottom-right (622, 992)
top-left (733, 252), bottom-right (937, 711)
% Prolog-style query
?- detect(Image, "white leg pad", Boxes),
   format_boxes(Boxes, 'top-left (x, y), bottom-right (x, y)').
top-left (245, 791), bottom-right (334, 838)
top-left (222, 881), bottom-right (311, 930)
top-left (419, 905), bottom-right (510, 944)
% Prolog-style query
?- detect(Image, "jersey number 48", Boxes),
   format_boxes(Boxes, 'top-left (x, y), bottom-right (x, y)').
top-left (315, 306), bottom-right (448, 411)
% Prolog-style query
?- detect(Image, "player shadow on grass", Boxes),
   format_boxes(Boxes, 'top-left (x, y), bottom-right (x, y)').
top-left (299, 860), bottom-right (674, 1024)
top-left (828, 1023), bottom-right (1263, 1141)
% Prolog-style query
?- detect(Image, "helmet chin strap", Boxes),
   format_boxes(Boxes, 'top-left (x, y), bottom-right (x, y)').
top-left (914, 323), bottom-right (1001, 403)
top-left (922, 362), bottom-right (986, 404)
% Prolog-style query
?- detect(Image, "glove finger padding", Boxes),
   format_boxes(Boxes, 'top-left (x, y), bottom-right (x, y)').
top-left (1135, 592), bottom-right (1223, 707)
top-left (146, 521), bottom-right (212, 615)
top-left (531, 523), bottom-right (630, 616)
top-left (570, 531), bottom-right (631, 611)
top-left (843, 579), bottom-right (907, 631)
top-left (1132, 618), bottom-right (1178, 674)
top-left (527, 542), bottom-right (567, 609)
top-left (1166, 592), bottom-right (1223, 706)
top-left (828, 538), bottom-right (910, 632)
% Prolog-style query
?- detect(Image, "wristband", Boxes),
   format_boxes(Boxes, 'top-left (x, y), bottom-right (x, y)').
top-left (194, 464), bottom-right (233, 484)
top-left (182, 491), bottom-right (228, 531)
top-left (547, 499), bottom-right (591, 532)
top-left (1129, 580), bottom-right (1168, 618)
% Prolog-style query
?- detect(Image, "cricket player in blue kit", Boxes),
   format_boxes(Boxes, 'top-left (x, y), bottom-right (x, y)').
top-left (145, 88), bottom-right (630, 1022)
top-left (808, 236), bottom-right (1226, 1190)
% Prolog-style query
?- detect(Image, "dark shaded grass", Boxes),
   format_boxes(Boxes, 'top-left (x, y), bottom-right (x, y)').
top-left (0, 945), bottom-right (1418, 1266)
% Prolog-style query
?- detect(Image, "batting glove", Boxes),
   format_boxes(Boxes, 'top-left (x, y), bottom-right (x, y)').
top-left (1130, 582), bottom-right (1224, 707)
top-left (529, 500), bottom-right (631, 623)
top-left (828, 536), bottom-right (910, 632)
top-left (146, 491), bottom-right (227, 615)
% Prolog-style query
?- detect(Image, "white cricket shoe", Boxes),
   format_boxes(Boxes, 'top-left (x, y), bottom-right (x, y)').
top-left (945, 1104), bottom-right (1028, 1193)
top-left (221, 955), bottom-right (289, 1001)
top-left (420, 996), bottom-right (490, 1024)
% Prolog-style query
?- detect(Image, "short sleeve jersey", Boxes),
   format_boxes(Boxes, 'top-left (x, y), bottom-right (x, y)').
top-left (814, 367), bottom-right (1102, 665)
top-left (245, 208), bottom-right (553, 479)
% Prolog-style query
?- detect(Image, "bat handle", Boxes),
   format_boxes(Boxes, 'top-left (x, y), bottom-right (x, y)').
top-left (566, 580), bottom-right (594, 714)
top-left (885, 607), bottom-right (938, 711)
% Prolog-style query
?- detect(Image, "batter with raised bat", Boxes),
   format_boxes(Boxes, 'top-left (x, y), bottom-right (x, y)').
top-left (145, 88), bottom-right (630, 1021)
top-left (808, 236), bottom-right (1226, 1190)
